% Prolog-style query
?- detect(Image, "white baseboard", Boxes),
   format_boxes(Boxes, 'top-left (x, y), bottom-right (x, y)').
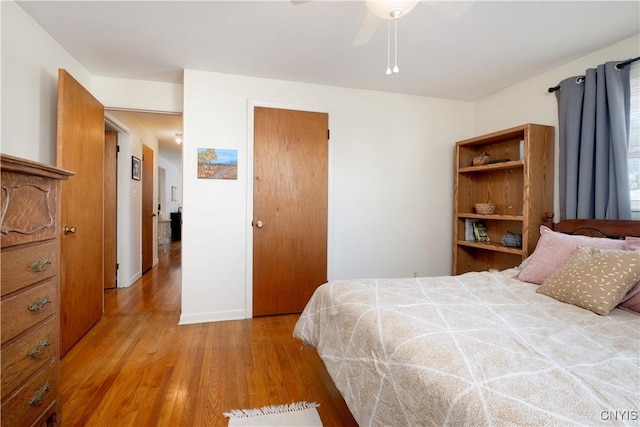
top-left (179, 309), bottom-right (247, 325)
top-left (117, 272), bottom-right (142, 288)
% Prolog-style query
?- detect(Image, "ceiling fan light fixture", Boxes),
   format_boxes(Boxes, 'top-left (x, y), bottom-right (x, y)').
top-left (365, 0), bottom-right (419, 20)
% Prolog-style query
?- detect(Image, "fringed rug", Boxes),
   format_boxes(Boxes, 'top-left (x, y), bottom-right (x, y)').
top-left (224, 401), bottom-right (322, 427)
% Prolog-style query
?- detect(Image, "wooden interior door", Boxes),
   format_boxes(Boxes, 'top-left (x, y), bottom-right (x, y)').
top-left (141, 144), bottom-right (154, 273)
top-left (104, 130), bottom-right (117, 289)
top-left (253, 107), bottom-right (328, 316)
top-left (57, 69), bottom-right (104, 356)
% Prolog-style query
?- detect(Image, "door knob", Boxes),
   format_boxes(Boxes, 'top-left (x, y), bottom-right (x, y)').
top-left (255, 220), bottom-right (264, 228)
top-left (63, 225), bottom-right (77, 235)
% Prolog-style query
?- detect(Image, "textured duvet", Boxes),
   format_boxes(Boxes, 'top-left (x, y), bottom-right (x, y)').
top-left (293, 270), bottom-right (640, 426)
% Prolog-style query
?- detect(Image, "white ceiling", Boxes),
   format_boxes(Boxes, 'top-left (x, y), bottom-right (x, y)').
top-left (109, 110), bottom-right (184, 162)
top-left (17, 1), bottom-right (640, 153)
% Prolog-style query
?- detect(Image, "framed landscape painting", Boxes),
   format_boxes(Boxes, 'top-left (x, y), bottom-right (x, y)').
top-left (197, 148), bottom-right (238, 180)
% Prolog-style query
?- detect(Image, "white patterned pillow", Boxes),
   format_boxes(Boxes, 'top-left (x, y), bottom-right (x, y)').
top-left (536, 246), bottom-right (640, 315)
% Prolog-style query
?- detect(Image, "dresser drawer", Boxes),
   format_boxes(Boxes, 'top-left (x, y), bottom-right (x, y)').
top-left (1, 280), bottom-right (57, 345)
top-left (0, 172), bottom-right (59, 248)
top-left (1, 316), bottom-right (57, 400)
top-left (1, 360), bottom-right (58, 427)
top-left (1, 241), bottom-right (57, 297)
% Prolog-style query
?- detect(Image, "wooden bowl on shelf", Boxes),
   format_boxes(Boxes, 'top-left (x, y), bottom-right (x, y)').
top-left (475, 203), bottom-right (496, 215)
top-left (472, 154), bottom-right (490, 166)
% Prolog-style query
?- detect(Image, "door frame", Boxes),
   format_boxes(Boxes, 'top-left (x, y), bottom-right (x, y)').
top-left (245, 100), bottom-right (335, 317)
top-left (104, 129), bottom-right (118, 289)
top-left (104, 112), bottom-right (130, 288)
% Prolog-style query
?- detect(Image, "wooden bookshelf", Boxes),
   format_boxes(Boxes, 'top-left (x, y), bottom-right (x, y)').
top-left (452, 124), bottom-right (554, 275)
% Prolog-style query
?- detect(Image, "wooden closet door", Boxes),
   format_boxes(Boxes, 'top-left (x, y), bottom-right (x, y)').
top-left (253, 107), bottom-right (328, 316)
top-left (141, 144), bottom-right (154, 273)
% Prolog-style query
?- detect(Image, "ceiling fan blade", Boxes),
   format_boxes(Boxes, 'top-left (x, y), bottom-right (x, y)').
top-left (352, 10), bottom-right (381, 46)
top-left (426, 0), bottom-right (475, 18)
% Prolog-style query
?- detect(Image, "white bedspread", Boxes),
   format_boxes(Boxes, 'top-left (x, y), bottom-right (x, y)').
top-left (293, 270), bottom-right (640, 426)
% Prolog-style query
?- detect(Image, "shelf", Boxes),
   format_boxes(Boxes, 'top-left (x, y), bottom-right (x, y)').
top-left (456, 240), bottom-right (523, 255)
top-left (455, 123), bottom-right (529, 146)
top-left (459, 160), bottom-right (524, 173)
top-left (458, 213), bottom-right (523, 221)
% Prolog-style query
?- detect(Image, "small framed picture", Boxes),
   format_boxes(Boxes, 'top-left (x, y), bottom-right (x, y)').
top-left (132, 156), bottom-right (141, 181)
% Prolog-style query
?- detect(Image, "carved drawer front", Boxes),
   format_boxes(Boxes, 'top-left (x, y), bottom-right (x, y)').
top-left (1, 317), bottom-right (57, 400)
top-left (0, 173), bottom-right (58, 248)
top-left (0, 359), bottom-right (57, 427)
top-left (1, 241), bottom-right (57, 297)
top-left (1, 280), bottom-right (56, 345)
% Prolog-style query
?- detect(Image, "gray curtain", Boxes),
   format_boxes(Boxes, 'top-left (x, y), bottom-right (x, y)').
top-left (555, 61), bottom-right (632, 220)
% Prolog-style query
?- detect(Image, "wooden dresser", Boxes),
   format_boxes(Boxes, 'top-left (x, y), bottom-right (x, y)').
top-left (1, 154), bottom-right (73, 427)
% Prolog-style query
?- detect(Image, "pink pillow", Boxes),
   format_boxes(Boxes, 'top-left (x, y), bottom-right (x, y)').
top-left (517, 226), bottom-right (626, 284)
top-left (625, 236), bottom-right (640, 251)
top-left (619, 282), bottom-right (640, 314)
top-left (619, 236), bottom-right (640, 315)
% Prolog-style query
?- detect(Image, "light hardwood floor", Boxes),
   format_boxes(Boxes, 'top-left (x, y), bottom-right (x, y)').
top-left (60, 242), bottom-right (357, 426)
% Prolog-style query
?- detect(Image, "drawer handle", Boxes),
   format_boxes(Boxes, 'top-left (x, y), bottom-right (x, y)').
top-left (29, 257), bottom-right (52, 273)
top-left (28, 297), bottom-right (51, 313)
top-left (28, 382), bottom-right (50, 407)
top-left (27, 338), bottom-right (50, 358)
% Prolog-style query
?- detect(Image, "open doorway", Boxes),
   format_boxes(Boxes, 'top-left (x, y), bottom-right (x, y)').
top-left (104, 109), bottom-right (183, 287)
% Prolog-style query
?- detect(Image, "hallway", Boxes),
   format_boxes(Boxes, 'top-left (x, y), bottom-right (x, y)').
top-left (59, 242), bottom-right (356, 426)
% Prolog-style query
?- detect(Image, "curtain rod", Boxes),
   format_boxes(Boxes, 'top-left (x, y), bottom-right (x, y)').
top-left (547, 56), bottom-right (640, 93)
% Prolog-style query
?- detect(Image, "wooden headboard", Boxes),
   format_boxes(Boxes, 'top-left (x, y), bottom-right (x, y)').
top-left (543, 213), bottom-right (640, 239)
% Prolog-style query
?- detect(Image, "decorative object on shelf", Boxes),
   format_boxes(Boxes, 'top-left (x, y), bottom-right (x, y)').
top-left (464, 219), bottom-right (478, 241)
top-left (487, 158), bottom-right (511, 164)
top-left (472, 221), bottom-right (490, 242)
top-left (472, 152), bottom-right (490, 166)
top-left (500, 232), bottom-right (522, 248)
top-left (475, 203), bottom-right (496, 215)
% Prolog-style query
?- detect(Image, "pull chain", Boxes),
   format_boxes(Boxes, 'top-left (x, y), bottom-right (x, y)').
top-left (393, 17), bottom-right (399, 73)
top-left (385, 8), bottom-right (402, 75)
top-left (386, 20), bottom-right (392, 75)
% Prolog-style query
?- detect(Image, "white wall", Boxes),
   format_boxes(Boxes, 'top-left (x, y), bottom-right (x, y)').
top-left (180, 69), bottom-right (473, 324)
top-left (473, 34), bottom-right (640, 219)
top-left (158, 154), bottom-right (182, 217)
top-left (1, 1), bottom-right (91, 164)
top-left (92, 76), bottom-right (183, 114)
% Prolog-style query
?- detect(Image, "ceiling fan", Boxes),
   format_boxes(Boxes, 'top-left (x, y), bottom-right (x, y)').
top-left (293, 1), bottom-right (474, 74)
top-left (352, 1), bottom-right (475, 47)
top-left (292, 1), bottom-right (474, 74)
top-left (353, 1), bottom-right (474, 74)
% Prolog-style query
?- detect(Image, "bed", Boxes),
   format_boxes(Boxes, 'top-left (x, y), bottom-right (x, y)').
top-left (293, 219), bottom-right (640, 426)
